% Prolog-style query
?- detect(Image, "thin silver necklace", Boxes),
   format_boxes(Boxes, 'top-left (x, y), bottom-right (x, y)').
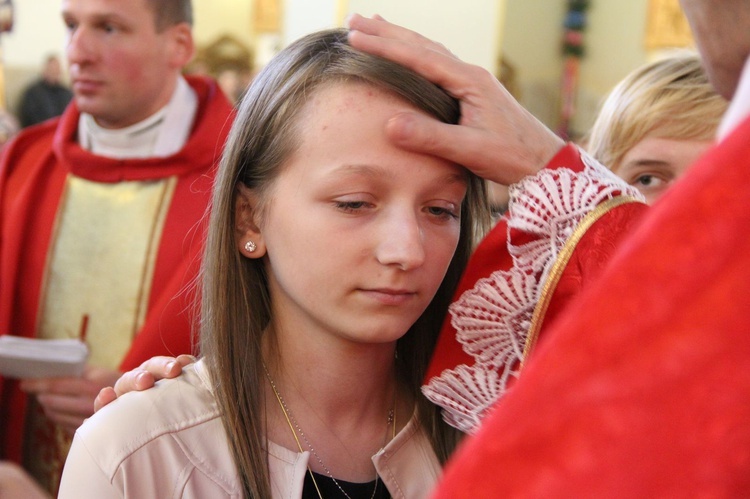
top-left (263, 363), bottom-right (395, 499)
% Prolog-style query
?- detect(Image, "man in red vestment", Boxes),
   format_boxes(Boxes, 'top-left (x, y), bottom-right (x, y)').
top-left (0, 0), bottom-right (234, 493)
top-left (346, 0), bottom-right (750, 494)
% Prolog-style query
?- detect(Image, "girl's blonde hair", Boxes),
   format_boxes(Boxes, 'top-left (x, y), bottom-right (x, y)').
top-left (586, 52), bottom-right (728, 171)
top-left (200, 28), bottom-right (491, 497)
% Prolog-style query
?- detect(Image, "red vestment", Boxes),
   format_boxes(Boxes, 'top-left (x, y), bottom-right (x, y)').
top-left (0, 76), bottom-right (234, 470)
top-left (433, 115), bottom-right (750, 497)
top-left (423, 143), bottom-right (647, 433)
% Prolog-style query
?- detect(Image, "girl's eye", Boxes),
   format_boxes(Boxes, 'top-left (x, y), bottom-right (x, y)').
top-left (334, 200), bottom-right (371, 213)
top-left (427, 205), bottom-right (460, 220)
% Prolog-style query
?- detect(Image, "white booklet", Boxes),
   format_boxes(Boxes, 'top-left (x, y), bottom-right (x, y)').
top-left (0, 336), bottom-right (89, 379)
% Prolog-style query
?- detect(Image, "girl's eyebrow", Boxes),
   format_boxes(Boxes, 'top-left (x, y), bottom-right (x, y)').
top-left (329, 163), bottom-right (468, 187)
top-left (329, 163), bottom-right (395, 180)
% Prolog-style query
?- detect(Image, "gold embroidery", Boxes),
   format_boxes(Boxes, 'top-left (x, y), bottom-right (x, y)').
top-left (522, 196), bottom-right (643, 364)
top-left (37, 174), bottom-right (177, 368)
top-left (28, 174), bottom-right (177, 493)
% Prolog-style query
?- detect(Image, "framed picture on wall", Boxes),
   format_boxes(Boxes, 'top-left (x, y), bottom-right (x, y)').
top-left (254, 0), bottom-right (281, 33)
top-left (0, 0), bottom-right (12, 33)
top-left (645, 0), bottom-right (693, 49)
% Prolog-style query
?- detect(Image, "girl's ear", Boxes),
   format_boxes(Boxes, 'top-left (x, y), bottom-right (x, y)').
top-left (235, 183), bottom-right (267, 258)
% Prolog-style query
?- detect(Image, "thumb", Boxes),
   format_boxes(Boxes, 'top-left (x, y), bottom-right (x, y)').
top-left (384, 111), bottom-right (497, 180)
top-left (385, 110), bottom-right (559, 184)
top-left (385, 111), bottom-right (450, 157)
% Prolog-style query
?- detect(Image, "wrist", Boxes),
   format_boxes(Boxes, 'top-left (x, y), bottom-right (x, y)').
top-left (544, 142), bottom-right (582, 172)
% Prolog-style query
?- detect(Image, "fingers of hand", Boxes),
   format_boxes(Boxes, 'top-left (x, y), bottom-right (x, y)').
top-left (347, 14), bottom-right (446, 54)
top-left (19, 378), bottom-right (46, 394)
top-left (21, 377), bottom-right (99, 397)
top-left (347, 22), bottom-right (470, 94)
top-left (175, 354), bottom-right (197, 367)
top-left (133, 356), bottom-right (182, 380)
top-left (113, 369), bottom-right (154, 397)
top-left (385, 111), bottom-right (536, 185)
top-left (166, 354), bottom-right (196, 376)
top-left (111, 354), bottom-right (195, 398)
top-left (94, 387), bottom-right (117, 413)
top-left (36, 392), bottom-right (94, 429)
top-left (384, 111), bottom-right (493, 171)
top-left (83, 366), bottom-right (124, 388)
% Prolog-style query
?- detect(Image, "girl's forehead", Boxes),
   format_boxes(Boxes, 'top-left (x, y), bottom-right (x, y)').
top-left (299, 80), bottom-right (408, 118)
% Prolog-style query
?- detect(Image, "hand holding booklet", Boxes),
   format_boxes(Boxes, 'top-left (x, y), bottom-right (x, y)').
top-left (0, 336), bottom-right (89, 379)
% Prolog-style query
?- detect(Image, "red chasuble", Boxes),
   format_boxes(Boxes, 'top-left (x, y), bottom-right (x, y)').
top-left (0, 76), bottom-right (235, 479)
top-left (433, 116), bottom-right (750, 497)
top-left (423, 143), bottom-right (647, 434)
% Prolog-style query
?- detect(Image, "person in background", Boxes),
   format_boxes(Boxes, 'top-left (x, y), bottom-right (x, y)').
top-left (17, 55), bottom-right (73, 128)
top-left (0, 0), bottom-right (234, 494)
top-left (0, 107), bottom-right (20, 149)
top-left (58, 28), bottom-right (490, 498)
top-left (586, 52), bottom-right (728, 204)
top-left (345, 0), bottom-right (750, 493)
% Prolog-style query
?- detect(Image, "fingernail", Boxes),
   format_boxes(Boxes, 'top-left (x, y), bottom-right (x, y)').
top-left (166, 361), bottom-right (177, 373)
top-left (136, 372), bottom-right (148, 385)
top-left (388, 113), bottom-right (415, 142)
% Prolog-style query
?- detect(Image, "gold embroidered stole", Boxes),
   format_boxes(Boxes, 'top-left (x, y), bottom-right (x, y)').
top-left (522, 196), bottom-right (641, 363)
top-left (24, 174), bottom-right (176, 493)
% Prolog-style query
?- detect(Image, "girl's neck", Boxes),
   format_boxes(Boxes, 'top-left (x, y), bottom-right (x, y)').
top-left (264, 328), bottom-right (398, 422)
top-left (261, 327), bottom-right (410, 482)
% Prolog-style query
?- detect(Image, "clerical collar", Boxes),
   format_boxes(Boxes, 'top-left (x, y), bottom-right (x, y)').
top-left (78, 76), bottom-right (198, 159)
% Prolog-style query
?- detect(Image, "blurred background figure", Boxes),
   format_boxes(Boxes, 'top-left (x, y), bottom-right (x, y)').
top-left (0, 107), bottom-right (19, 149)
top-left (0, 0), bottom-right (235, 495)
top-left (586, 53), bottom-right (728, 204)
top-left (17, 54), bottom-right (72, 128)
top-left (216, 67), bottom-right (242, 104)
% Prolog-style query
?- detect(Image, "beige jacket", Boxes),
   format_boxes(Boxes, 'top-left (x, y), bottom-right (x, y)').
top-left (58, 360), bottom-right (442, 498)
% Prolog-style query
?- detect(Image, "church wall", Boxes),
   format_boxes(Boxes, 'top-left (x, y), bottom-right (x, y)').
top-left (0, 0), bottom-right (687, 141)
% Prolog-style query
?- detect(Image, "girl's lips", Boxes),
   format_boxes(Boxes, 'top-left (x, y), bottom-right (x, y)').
top-left (360, 288), bottom-right (417, 305)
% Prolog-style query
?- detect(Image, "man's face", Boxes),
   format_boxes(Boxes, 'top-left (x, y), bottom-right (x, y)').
top-left (62, 0), bottom-right (189, 129)
top-left (679, 0), bottom-right (750, 99)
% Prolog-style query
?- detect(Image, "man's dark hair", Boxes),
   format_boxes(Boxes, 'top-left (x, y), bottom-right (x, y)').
top-left (148, 0), bottom-right (193, 31)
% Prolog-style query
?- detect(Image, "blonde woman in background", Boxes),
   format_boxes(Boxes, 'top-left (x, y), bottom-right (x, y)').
top-left (586, 53), bottom-right (728, 204)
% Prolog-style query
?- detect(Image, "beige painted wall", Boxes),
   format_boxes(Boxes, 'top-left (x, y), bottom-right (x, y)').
top-left (0, 0), bottom-right (690, 138)
top-left (346, 0), bottom-right (504, 72)
top-left (502, 0), bottom-right (689, 137)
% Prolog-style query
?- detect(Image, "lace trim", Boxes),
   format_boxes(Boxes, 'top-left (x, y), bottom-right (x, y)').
top-left (422, 149), bottom-right (644, 434)
top-left (522, 195), bottom-right (641, 361)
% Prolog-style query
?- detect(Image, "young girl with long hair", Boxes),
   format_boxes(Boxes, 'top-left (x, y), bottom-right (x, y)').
top-left (59, 28), bottom-right (490, 498)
